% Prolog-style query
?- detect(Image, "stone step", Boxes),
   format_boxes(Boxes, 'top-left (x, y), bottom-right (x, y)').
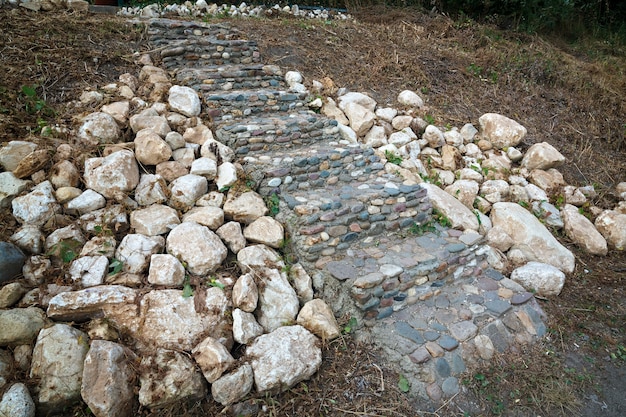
top-left (175, 64), bottom-right (286, 92)
top-left (215, 112), bottom-right (341, 156)
top-left (202, 88), bottom-right (310, 121)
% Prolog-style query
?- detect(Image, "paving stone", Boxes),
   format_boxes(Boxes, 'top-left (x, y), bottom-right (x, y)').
top-left (438, 335), bottom-right (459, 351)
top-left (441, 377), bottom-right (460, 396)
top-left (511, 292), bottom-right (533, 305)
top-left (434, 294), bottom-right (450, 308)
top-left (485, 299), bottom-right (512, 317)
top-left (423, 330), bottom-right (440, 342)
top-left (426, 382), bottom-right (443, 402)
top-left (409, 346), bottom-right (431, 364)
top-left (449, 352), bottom-right (466, 374)
top-left (326, 261), bottom-right (357, 280)
top-left (435, 358), bottom-right (451, 378)
top-left (425, 341), bottom-right (444, 358)
top-left (448, 321), bottom-right (478, 342)
top-left (395, 321), bottom-right (425, 344)
top-left (484, 268), bottom-right (505, 281)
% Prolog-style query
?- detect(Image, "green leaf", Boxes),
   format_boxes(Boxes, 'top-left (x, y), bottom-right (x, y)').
top-left (183, 281), bottom-right (194, 298)
top-left (108, 259), bottom-right (123, 275)
top-left (61, 248), bottom-right (77, 264)
top-left (398, 374), bottom-right (410, 393)
top-left (343, 317), bottom-right (357, 334)
top-left (21, 85), bottom-right (37, 97)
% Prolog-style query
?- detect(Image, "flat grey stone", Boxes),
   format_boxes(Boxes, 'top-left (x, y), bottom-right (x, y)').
top-left (429, 322), bottom-right (447, 332)
top-left (484, 268), bottom-right (505, 281)
top-left (449, 352), bottom-right (466, 374)
top-left (485, 299), bottom-right (512, 316)
top-left (441, 377), bottom-right (460, 396)
top-left (435, 358), bottom-right (451, 378)
top-left (434, 294), bottom-right (450, 308)
top-left (448, 321), bottom-right (478, 342)
top-left (423, 330), bottom-right (440, 341)
top-left (0, 242), bottom-right (26, 284)
top-left (511, 292), bottom-right (533, 305)
top-left (395, 321), bottom-right (424, 344)
top-left (446, 243), bottom-right (466, 253)
top-left (524, 305), bottom-right (547, 337)
top-left (326, 261), bottom-right (357, 281)
top-left (476, 277), bottom-right (499, 290)
top-left (438, 335), bottom-right (459, 351)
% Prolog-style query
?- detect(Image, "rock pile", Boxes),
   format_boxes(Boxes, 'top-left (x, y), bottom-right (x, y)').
top-left (0, 58), bottom-right (341, 417)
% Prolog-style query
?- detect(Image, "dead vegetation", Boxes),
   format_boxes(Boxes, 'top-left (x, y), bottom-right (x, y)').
top-left (1, 4), bottom-right (625, 417)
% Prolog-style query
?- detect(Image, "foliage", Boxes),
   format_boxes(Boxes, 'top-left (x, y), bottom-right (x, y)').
top-left (108, 259), bottom-right (124, 276)
top-left (47, 239), bottom-right (81, 263)
top-left (183, 275), bottom-right (194, 298)
top-left (384, 150), bottom-right (403, 165)
top-left (207, 276), bottom-right (225, 290)
top-left (398, 374), bottom-right (410, 393)
top-left (20, 85), bottom-right (55, 117)
top-left (266, 193), bottom-right (280, 217)
top-left (342, 316), bottom-right (357, 334)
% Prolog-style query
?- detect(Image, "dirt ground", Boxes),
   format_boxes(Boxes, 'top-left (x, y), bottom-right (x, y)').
top-left (0, 5), bottom-right (624, 417)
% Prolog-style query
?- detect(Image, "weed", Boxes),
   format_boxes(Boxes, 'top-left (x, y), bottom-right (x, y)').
top-left (47, 239), bottom-right (81, 263)
top-left (20, 84), bottom-right (55, 117)
top-left (384, 150), bottom-right (403, 165)
top-left (408, 221), bottom-right (437, 236)
top-left (433, 209), bottom-right (452, 228)
top-left (518, 200), bottom-right (530, 209)
top-left (182, 275), bottom-right (193, 298)
top-left (610, 344), bottom-right (626, 361)
top-left (467, 62), bottom-right (483, 77)
top-left (108, 259), bottom-right (123, 276)
top-left (398, 374), bottom-right (410, 393)
top-left (342, 317), bottom-right (357, 334)
top-left (553, 193), bottom-right (565, 209)
top-left (207, 276), bottom-right (225, 290)
top-left (424, 114), bottom-right (435, 125)
top-left (266, 193), bottom-right (280, 217)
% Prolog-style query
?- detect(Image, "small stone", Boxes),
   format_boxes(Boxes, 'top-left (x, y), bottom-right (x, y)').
top-left (448, 321), bottom-right (478, 342)
top-left (485, 299), bottom-right (511, 316)
top-left (438, 335), bottom-right (459, 351)
top-left (511, 292), bottom-right (533, 305)
top-left (395, 322), bottom-right (424, 344)
top-left (326, 260), bottom-right (357, 281)
top-left (409, 346), bottom-right (431, 364)
top-left (441, 377), bottom-right (460, 396)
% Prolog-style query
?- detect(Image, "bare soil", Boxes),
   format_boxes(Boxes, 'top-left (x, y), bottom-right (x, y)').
top-left (0, 5), bottom-right (624, 417)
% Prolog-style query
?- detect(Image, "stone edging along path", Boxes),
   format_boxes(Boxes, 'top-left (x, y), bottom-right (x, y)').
top-left (1, 8), bottom-right (626, 417)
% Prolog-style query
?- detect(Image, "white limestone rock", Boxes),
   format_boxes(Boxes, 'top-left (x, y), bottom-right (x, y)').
top-left (284, 70), bottom-right (303, 86)
top-left (211, 364), bottom-right (254, 406)
top-left (521, 142), bottom-right (565, 171)
top-left (490, 202), bottom-right (575, 273)
top-left (148, 254), bottom-right (185, 286)
top-left (11, 181), bottom-right (60, 226)
top-left (223, 191), bottom-right (268, 224)
top-left (0, 172), bottom-right (31, 208)
top-left (167, 222), bottom-right (227, 275)
top-left (389, 127), bottom-right (417, 147)
top-left (138, 349), bottom-right (206, 408)
top-left (232, 273), bottom-right (258, 313)
top-left (445, 180), bottom-right (479, 209)
top-left (321, 97), bottom-right (349, 125)
top-left (46, 285), bottom-right (137, 322)
top-left (0, 282), bottom-right (26, 309)
top-left (337, 92), bottom-right (377, 112)
top-left (78, 112), bottom-right (121, 146)
top-left (135, 174), bottom-right (169, 206)
top-left (296, 299), bottom-right (340, 341)
top-left (247, 325), bottom-right (322, 393)
top-left (594, 210), bottom-right (626, 250)
top-left (478, 113), bottom-right (527, 149)
top-left (44, 224), bottom-right (85, 256)
top-left (528, 168), bottom-right (565, 192)
top-left (84, 150), bottom-right (139, 199)
top-left (79, 205), bottom-right (128, 235)
top-left (364, 125), bottom-right (388, 148)
top-left (182, 206), bottom-right (224, 230)
top-left (561, 204), bottom-right (607, 255)
top-left (168, 85), bottom-right (201, 117)
top-left (66, 189), bottom-right (106, 214)
top-left (375, 107), bottom-right (397, 123)
top-left (343, 102), bottom-right (376, 137)
top-left (337, 123), bottom-right (358, 143)
top-left (129, 110), bottom-right (171, 137)
top-left (423, 125), bottom-right (445, 148)
top-left (198, 134), bottom-right (235, 163)
top-left (30, 324), bottom-right (89, 412)
top-left (68, 255), bottom-right (108, 287)
top-left (0, 307), bottom-right (47, 346)
top-left (251, 267), bottom-right (298, 332)
top-left (510, 262), bottom-right (566, 297)
top-left (563, 185), bottom-right (587, 206)
top-left (243, 216), bottom-right (284, 248)
top-left (101, 100), bottom-right (130, 124)
top-left (216, 221), bottom-right (247, 254)
top-left (0, 383), bottom-right (35, 417)
top-left (0, 141), bottom-right (37, 172)
top-left (9, 225), bottom-right (42, 255)
top-left (169, 174), bottom-right (208, 211)
top-left (115, 234), bottom-right (165, 274)
top-left (134, 288), bottom-right (230, 351)
top-left (289, 263), bottom-right (314, 306)
top-left (397, 90), bottom-right (424, 108)
top-left (216, 162), bottom-right (238, 191)
top-left (191, 336), bottom-right (234, 383)
top-left (232, 309), bottom-right (264, 345)
top-left (130, 204), bottom-right (180, 236)
top-left (134, 128), bottom-right (172, 166)
top-left (422, 183), bottom-right (479, 231)
top-left (80, 340), bottom-right (137, 417)
top-left (531, 200), bottom-right (563, 229)
top-left (190, 157), bottom-right (217, 178)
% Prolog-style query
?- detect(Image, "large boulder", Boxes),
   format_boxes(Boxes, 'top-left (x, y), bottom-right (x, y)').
top-left (0, 307), bottom-right (47, 346)
top-left (223, 191), bottom-right (268, 224)
top-left (594, 210), bottom-right (626, 250)
top-left (422, 183), bottom-right (479, 231)
top-left (138, 349), bottom-right (206, 408)
top-left (84, 150), bottom-right (139, 199)
top-left (11, 181), bottom-right (60, 226)
top-left (561, 204), bottom-right (608, 255)
top-left (30, 324), bottom-right (89, 412)
top-left (510, 262), bottom-right (566, 297)
top-left (521, 142), bottom-right (566, 170)
top-left (166, 222), bottom-right (227, 275)
top-left (78, 112), bottom-right (121, 146)
top-left (211, 364), bottom-right (254, 406)
top-left (490, 202), bottom-right (575, 273)
top-left (0, 383), bottom-right (35, 417)
top-left (168, 85), bottom-right (201, 117)
top-left (81, 340), bottom-right (137, 417)
top-left (478, 113), bottom-right (527, 149)
top-left (247, 325), bottom-right (322, 393)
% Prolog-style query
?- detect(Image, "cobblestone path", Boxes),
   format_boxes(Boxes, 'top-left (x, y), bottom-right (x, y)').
top-left (147, 18), bottom-right (547, 404)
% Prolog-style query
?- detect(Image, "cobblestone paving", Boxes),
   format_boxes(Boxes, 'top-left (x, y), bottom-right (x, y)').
top-left (147, 17), bottom-right (548, 404)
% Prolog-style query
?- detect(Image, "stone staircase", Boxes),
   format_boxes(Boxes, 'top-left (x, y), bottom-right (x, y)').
top-left (146, 17), bottom-right (548, 404)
